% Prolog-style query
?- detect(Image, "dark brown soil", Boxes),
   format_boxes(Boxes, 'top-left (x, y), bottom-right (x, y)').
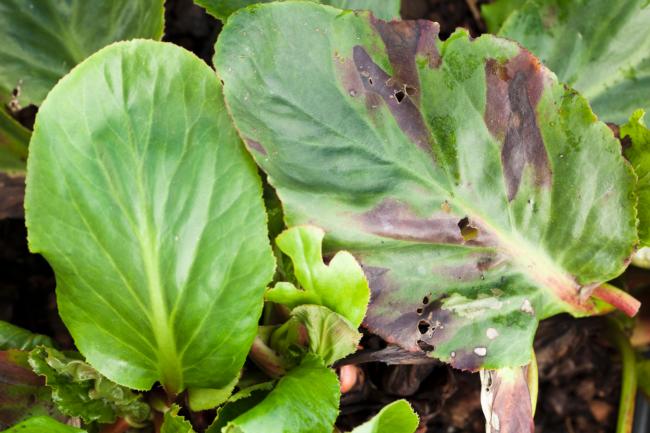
top-left (0, 1), bottom-right (635, 433)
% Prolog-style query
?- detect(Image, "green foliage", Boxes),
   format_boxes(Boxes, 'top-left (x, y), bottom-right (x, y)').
top-left (495, 0), bottom-right (650, 123)
top-left (481, 0), bottom-right (523, 33)
top-left (0, 109), bottom-right (29, 173)
top-left (622, 110), bottom-right (650, 247)
top-left (220, 356), bottom-right (340, 433)
top-left (195, 0), bottom-right (400, 21)
top-left (0, 321), bottom-right (54, 351)
top-left (161, 405), bottom-right (196, 433)
top-left (206, 382), bottom-right (275, 433)
top-left (0, 0), bottom-right (164, 107)
top-left (348, 400), bottom-right (419, 433)
top-left (28, 347), bottom-right (150, 425)
top-left (267, 226), bottom-right (370, 328)
top-left (216, 2), bottom-right (637, 371)
top-left (25, 40), bottom-right (275, 393)
top-left (188, 376), bottom-right (239, 412)
top-left (3, 416), bottom-right (86, 433)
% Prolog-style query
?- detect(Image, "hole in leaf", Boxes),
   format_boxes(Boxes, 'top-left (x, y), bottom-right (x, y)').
top-left (416, 307), bottom-right (423, 314)
top-left (417, 340), bottom-right (434, 352)
top-left (405, 85), bottom-right (416, 96)
top-left (395, 90), bottom-right (405, 103)
top-left (458, 216), bottom-right (479, 241)
top-left (418, 320), bottom-right (430, 334)
top-left (422, 296), bottom-right (429, 305)
top-left (368, 77), bottom-right (374, 85)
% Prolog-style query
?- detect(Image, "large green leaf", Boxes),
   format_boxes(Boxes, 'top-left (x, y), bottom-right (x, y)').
top-left (195, 0), bottom-right (400, 21)
top-left (4, 416), bottom-right (86, 433)
top-left (348, 400), bottom-right (418, 433)
top-left (0, 109), bottom-right (30, 173)
top-left (0, 321), bottom-right (54, 351)
top-left (267, 226), bottom-right (370, 327)
top-left (216, 3), bottom-right (637, 370)
top-left (28, 347), bottom-right (150, 424)
top-left (221, 356), bottom-right (340, 433)
top-left (622, 110), bottom-right (650, 246)
top-left (25, 40), bottom-right (275, 392)
top-left (495, 0), bottom-right (650, 123)
top-left (0, 350), bottom-right (64, 429)
top-left (0, 0), bottom-right (164, 107)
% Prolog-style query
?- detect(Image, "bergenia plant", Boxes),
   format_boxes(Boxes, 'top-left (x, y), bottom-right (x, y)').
top-left (0, 0), bottom-right (648, 432)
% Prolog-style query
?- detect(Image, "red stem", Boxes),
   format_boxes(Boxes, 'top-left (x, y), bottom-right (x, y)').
top-left (592, 283), bottom-right (641, 317)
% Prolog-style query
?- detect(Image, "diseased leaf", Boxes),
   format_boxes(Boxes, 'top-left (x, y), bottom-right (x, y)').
top-left (0, 321), bottom-right (54, 351)
top-left (3, 416), bottom-right (86, 433)
top-left (291, 305), bottom-right (361, 366)
top-left (195, 0), bottom-right (400, 21)
top-left (622, 110), bottom-right (650, 247)
top-left (221, 356), bottom-right (340, 433)
top-left (0, 109), bottom-right (29, 173)
top-left (349, 399), bottom-right (419, 433)
top-left (480, 367), bottom-right (534, 433)
top-left (161, 405), bottom-right (196, 433)
top-left (0, 350), bottom-right (64, 429)
top-left (28, 347), bottom-right (150, 425)
top-left (0, 0), bottom-right (164, 107)
top-left (267, 226), bottom-right (370, 327)
top-left (496, 0), bottom-right (650, 123)
top-left (25, 40), bottom-right (275, 393)
top-left (481, 0), bottom-right (522, 33)
top-left (216, 3), bottom-right (637, 370)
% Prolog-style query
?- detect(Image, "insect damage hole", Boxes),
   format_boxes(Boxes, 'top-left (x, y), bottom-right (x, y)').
top-left (458, 216), bottom-right (479, 241)
top-left (418, 320), bottom-right (430, 334)
top-left (394, 89), bottom-right (405, 103)
top-left (417, 340), bottom-right (435, 352)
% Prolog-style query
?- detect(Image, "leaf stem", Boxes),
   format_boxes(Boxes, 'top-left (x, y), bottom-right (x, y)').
top-left (593, 284), bottom-right (641, 317)
top-left (608, 320), bottom-right (638, 433)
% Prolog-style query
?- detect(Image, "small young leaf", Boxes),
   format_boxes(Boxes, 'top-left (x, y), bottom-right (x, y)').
top-left (622, 110), bottom-right (650, 247)
top-left (266, 226), bottom-right (370, 328)
top-left (349, 400), bottom-right (419, 433)
top-left (496, 0), bottom-right (650, 123)
top-left (216, 3), bottom-right (637, 370)
top-left (188, 376), bottom-right (239, 412)
top-left (3, 416), bottom-right (86, 433)
top-left (222, 356), bottom-right (340, 433)
top-left (292, 305), bottom-right (361, 366)
top-left (0, 0), bottom-right (164, 106)
top-left (0, 350), bottom-right (64, 429)
top-left (28, 347), bottom-right (150, 424)
top-left (161, 405), bottom-right (196, 433)
top-left (206, 382), bottom-right (275, 433)
top-left (195, 0), bottom-right (400, 21)
top-left (0, 321), bottom-right (54, 351)
top-left (25, 40), bottom-right (275, 393)
top-left (0, 109), bottom-right (29, 173)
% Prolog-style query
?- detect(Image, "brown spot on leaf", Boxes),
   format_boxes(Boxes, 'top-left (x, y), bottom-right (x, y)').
top-left (485, 51), bottom-right (551, 201)
top-left (481, 368), bottom-right (534, 433)
top-left (358, 198), bottom-right (496, 246)
top-left (245, 138), bottom-right (267, 156)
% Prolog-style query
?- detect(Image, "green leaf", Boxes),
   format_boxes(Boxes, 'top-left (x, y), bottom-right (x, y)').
top-left (0, 321), bottom-right (54, 351)
top-left (0, 350), bottom-right (64, 429)
top-left (0, 0), bottom-right (164, 107)
top-left (496, 0), bottom-right (650, 123)
top-left (3, 416), bottom-right (86, 433)
top-left (0, 108), bottom-right (29, 173)
top-left (206, 382), bottom-right (275, 433)
top-left (28, 347), bottom-right (150, 424)
top-left (266, 226), bottom-right (370, 327)
top-left (195, 0), bottom-right (400, 21)
top-left (638, 359), bottom-right (650, 397)
top-left (216, 3), bottom-right (637, 370)
top-left (161, 405), bottom-right (196, 433)
top-left (622, 110), bottom-right (650, 246)
top-left (349, 400), bottom-right (419, 433)
top-left (221, 356), bottom-right (340, 433)
top-left (480, 0), bottom-right (523, 33)
top-left (188, 376), bottom-right (239, 412)
top-left (25, 40), bottom-right (275, 393)
top-left (291, 305), bottom-right (361, 365)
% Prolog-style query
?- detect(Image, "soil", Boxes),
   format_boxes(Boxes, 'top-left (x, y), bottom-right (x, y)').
top-left (0, 1), bottom-right (637, 432)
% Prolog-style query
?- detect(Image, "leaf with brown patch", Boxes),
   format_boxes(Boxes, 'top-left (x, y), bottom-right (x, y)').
top-left (215, 2), bottom-right (638, 370)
